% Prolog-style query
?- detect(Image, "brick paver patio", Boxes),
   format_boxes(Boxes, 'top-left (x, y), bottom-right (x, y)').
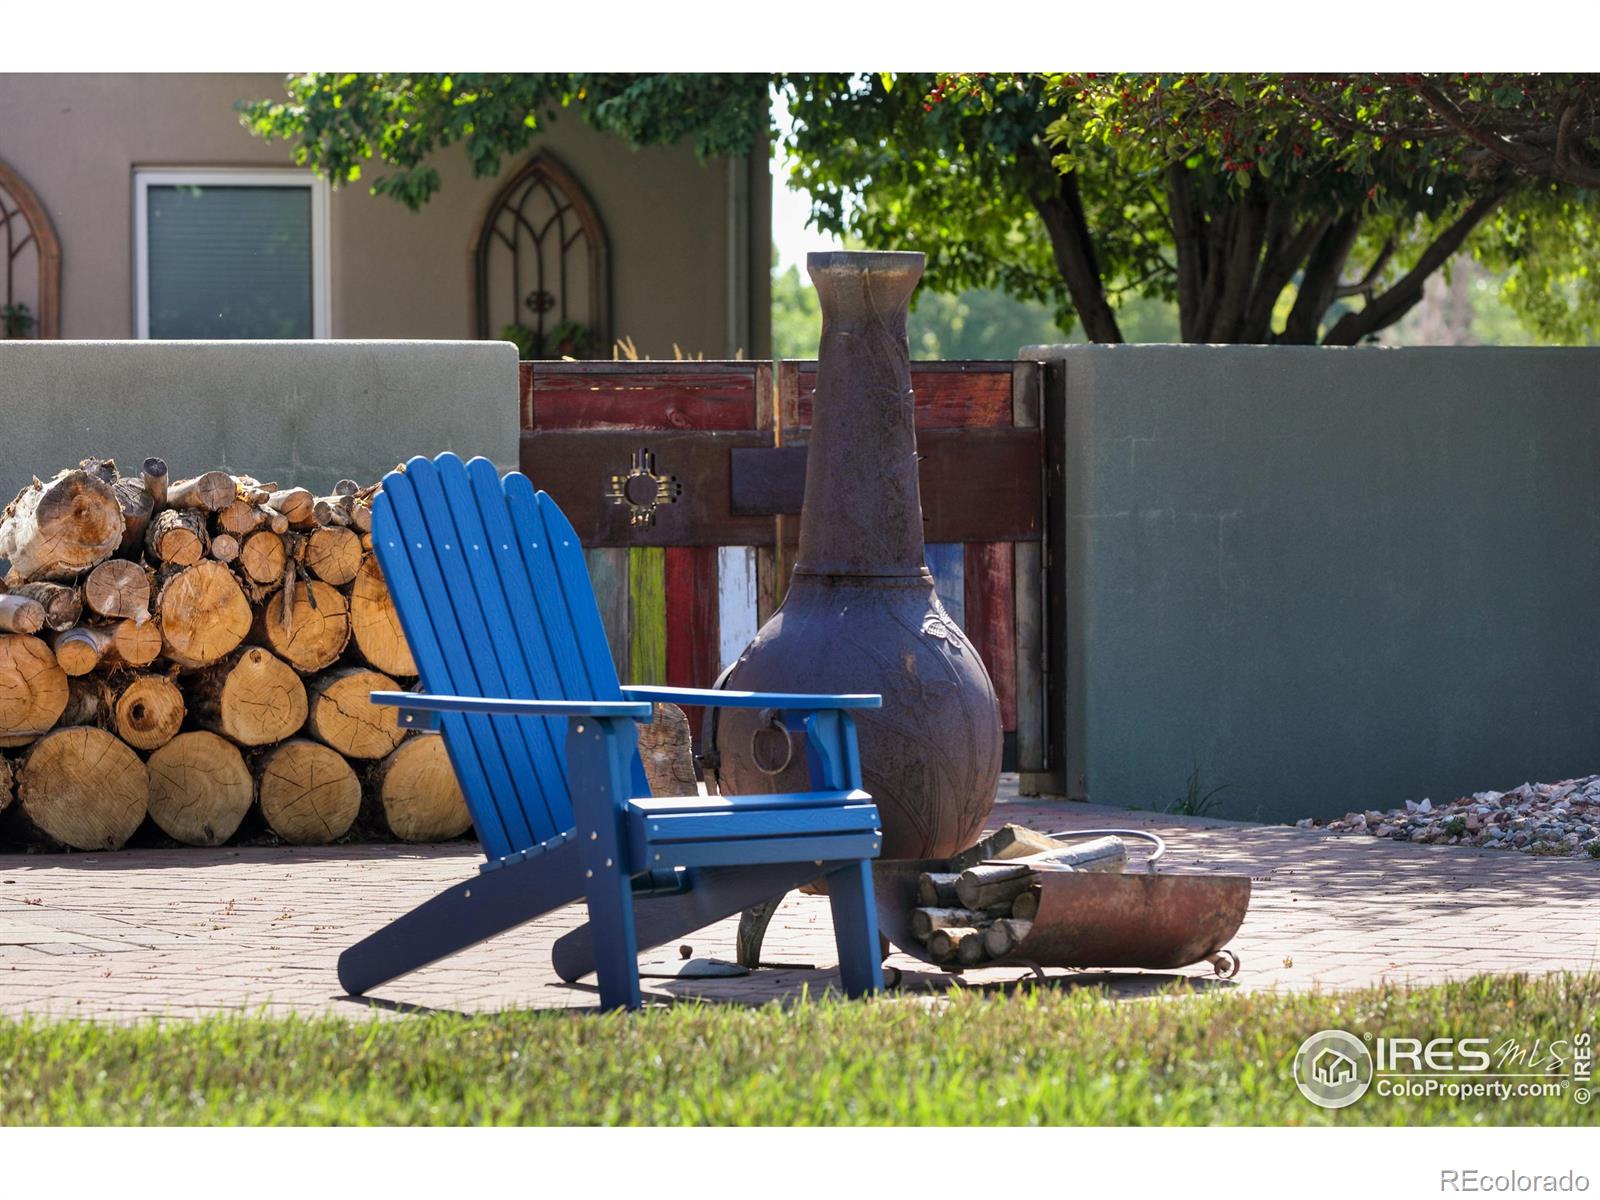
top-left (2, 777), bottom-right (1596, 1020)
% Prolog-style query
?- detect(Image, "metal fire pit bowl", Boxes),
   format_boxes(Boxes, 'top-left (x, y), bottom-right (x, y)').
top-left (872, 859), bottom-right (1251, 979)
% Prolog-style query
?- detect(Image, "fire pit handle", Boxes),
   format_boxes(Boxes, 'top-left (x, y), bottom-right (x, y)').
top-left (750, 708), bottom-right (795, 776)
top-left (1045, 828), bottom-right (1168, 874)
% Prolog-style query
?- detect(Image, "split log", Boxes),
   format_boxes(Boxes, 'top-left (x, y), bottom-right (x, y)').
top-left (314, 494), bottom-right (354, 526)
top-left (0, 634), bottom-right (68, 747)
top-left (156, 560), bottom-right (252, 669)
top-left (911, 906), bottom-right (994, 940)
top-left (146, 731), bottom-right (254, 846)
top-left (928, 926), bottom-right (986, 963)
top-left (983, 918), bottom-right (1034, 959)
top-left (167, 471), bottom-right (236, 512)
top-left (0, 466), bottom-right (125, 582)
top-left (348, 554), bottom-right (415, 677)
top-left (955, 864), bottom-right (1038, 911)
top-left (112, 674), bottom-right (186, 750)
top-left (268, 488), bottom-right (315, 527)
top-left (949, 823), bottom-right (1070, 871)
top-left (303, 525), bottom-right (362, 585)
top-left (0, 594), bottom-right (46, 634)
top-left (253, 579), bottom-right (350, 674)
top-left (11, 582), bottom-right (82, 632)
top-left (11, 727), bottom-right (147, 850)
top-left (255, 738), bottom-right (361, 845)
top-left (54, 618), bottom-right (162, 674)
top-left (916, 871), bottom-right (962, 907)
top-left (365, 735), bottom-right (472, 842)
top-left (239, 531), bottom-right (287, 586)
top-left (210, 533), bottom-right (240, 564)
top-left (305, 667), bottom-right (405, 759)
top-left (84, 559), bottom-right (151, 622)
top-left (113, 458), bottom-right (168, 558)
top-left (637, 702), bottom-right (696, 796)
top-left (146, 508), bottom-right (208, 566)
top-left (231, 475), bottom-right (272, 506)
top-left (189, 647), bottom-right (307, 746)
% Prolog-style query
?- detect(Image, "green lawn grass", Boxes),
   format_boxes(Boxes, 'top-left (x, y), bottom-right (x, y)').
top-left (1, 973), bottom-right (1594, 1125)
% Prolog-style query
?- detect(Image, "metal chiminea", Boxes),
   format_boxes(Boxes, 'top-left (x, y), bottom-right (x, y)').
top-left (714, 250), bottom-right (1002, 868)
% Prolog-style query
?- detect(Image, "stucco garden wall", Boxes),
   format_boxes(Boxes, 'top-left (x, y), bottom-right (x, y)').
top-left (1033, 344), bottom-right (1600, 823)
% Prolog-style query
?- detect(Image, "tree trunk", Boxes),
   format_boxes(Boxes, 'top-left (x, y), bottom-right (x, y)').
top-left (0, 633), bottom-right (68, 747)
top-left (146, 731), bottom-right (254, 846)
top-left (156, 560), bottom-right (253, 669)
top-left (239, 531), bottom-right (287, 587)
top-left (253, 579), bottom-right (351, 674)
top-left (0, 594), bottom-right (46, 634)
top-left (0, 467), bottom-right (125, 583)
top-left (303, 525), bottom-right (362, 585)
top-left (255, 738), bottom-right (361, 844)
top-left (305, 666), bottom-right (405, 759)
top-left (188, 647), bottom-right (308, 746)
top-left (364, 734), bottom-right (472, 842)
top-left (10, 582), bottom-right (82, 632)
top-left (347, 554), bottom-right (416, 677)
top-left (11, 726), bottom-right (147, 850)
top-left (146, 508), bottom-right (208, 566)
top-left (112, 673), bottom-right (186, 750)
top-left (83, 559), bottom-right (151, 622)
top-left (1028, 162), bottom-right (1124, 343)
top-left (166, 471), bottom-right (236, 512)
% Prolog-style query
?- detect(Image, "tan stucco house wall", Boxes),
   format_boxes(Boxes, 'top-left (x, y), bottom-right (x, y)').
top-left (0, 73), bottom-right (771, 357)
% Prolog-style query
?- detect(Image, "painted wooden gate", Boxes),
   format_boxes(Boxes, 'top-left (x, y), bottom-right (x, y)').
top-left (519, 359), bottom-right (1049, 777)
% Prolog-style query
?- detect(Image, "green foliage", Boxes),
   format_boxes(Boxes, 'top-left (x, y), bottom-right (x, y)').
top-left (238, 73), bottom-right (1600, 346)
top-left (2, 975), bottom-right (1595, 1124)
top-left (498, 323), bottom-right (536, 359)
top-left (2, 302), bottom-right (35, 338)
top-left (1168, 759), bottom-right (1232, 818)
top-left (770, 260), bottom-right (822, 360)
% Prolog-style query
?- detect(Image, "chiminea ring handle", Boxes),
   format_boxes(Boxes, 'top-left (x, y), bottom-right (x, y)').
top-left (750, 708), bottom-right (794, 776)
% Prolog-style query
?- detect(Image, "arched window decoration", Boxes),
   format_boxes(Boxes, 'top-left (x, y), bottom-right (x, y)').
top-left (474, 153), bottom-right (610, 358)
top-left (0, 157), bottom-right (61, 339)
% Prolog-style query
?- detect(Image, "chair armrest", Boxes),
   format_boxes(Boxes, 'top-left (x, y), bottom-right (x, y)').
top-left (371, 691), bottom-right (653, 731)
top-left (620, 685), bottom-right (881, 711)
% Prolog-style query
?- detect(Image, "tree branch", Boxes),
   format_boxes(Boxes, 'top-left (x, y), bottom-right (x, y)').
top-left (1207, 191), bottom-right (1269, 342)
top-left (1277, 211), bottom-right (1361, 344)
top-left (1333, 235), bottom-right (1396, 300)
top-left (1321, 185), bottom-right (1511, 345)
top-left (1242, 215), bottom-right (1330, 342)
top-left (1165, 162), bottom-right (1206, 341)
top-left (1026, 148), bottom-right (1123, 343)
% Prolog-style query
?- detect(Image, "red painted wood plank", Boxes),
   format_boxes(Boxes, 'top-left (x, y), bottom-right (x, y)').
top-left (530, 364), bottom-right (759, 431)
top-left (964, 541), bottom-right (1017, 732)
top-left (665, 545), bottom-right (720, 739)
top-left (794, 364), bottom-right (1014, 429)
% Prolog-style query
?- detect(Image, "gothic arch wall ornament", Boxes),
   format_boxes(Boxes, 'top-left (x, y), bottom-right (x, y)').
top-left (473, 152), bottom-right (610, 357)
top-left (0, 156), bottom-right (61, 338)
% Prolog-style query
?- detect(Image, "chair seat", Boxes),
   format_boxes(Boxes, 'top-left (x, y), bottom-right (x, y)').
top-left (626, 791), bottom-right (882, 873)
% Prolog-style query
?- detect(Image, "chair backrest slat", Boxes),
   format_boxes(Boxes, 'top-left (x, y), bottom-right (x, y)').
top-left (372, 453), bottom-right (651, 859)
top-left (373, 470), bottom-right (524, 857)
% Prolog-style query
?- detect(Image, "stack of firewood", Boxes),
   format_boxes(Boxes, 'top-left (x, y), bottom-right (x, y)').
top-left (0, 457), bottom-right (471, 853)
top-left (911, 825), bottom-right (1127, 965)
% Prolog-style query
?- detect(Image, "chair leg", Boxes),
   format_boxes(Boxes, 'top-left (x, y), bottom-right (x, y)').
top-left (337, 840), bottom-right (584, 996)
top-left (567, 716), bottom-right (643, 1012)
top-left (825, 860), bottom-right (884, 998)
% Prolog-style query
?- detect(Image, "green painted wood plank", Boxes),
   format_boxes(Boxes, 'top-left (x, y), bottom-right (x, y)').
top-left (628, 545), bottom-right (667, 685)
top-left (586, 546), bottom-right (630, 679)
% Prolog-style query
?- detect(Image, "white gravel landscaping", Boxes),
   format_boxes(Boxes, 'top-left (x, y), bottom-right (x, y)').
top-left (1299, 775), bottom-right (1600, 858)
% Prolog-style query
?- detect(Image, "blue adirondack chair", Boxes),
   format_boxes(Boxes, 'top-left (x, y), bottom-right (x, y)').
top-left (337, 453), bottom-right (885, 1011)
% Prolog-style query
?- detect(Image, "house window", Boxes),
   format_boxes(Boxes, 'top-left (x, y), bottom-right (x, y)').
top-left (134, 169), bottom-right (329, 339)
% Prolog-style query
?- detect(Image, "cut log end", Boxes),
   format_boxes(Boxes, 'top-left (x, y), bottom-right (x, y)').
top-left (158, 561), bottom-right (252, 670)
top-left (303, 525), bottom-right (362, 585)
top-left (14, 727), bottom-right (147, 850)
top-left (253, 580), bottom-right (350, 674)
top-left (306, 667), bottom-right (404, 759)
top-left (0, 634), bottom-right (69, 747)
top-left (146, 731), bottom-right (253, 846)
top-left (256, 738), bottom-right (361, 845)
top-left (366, 735), bottom-right (471, 842)
top-left (84, 559), bottom-right (151, 622)
top-left (348, 554), bottom-right (415, 677)
top-left (189, 647), bottom-right (308, 747)
top-left (114, 674), bottom-right (186, 751)
top-left (0, 594), bottom-right (46, 635)
top-left (0, 467), bottom-right (126, 583)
